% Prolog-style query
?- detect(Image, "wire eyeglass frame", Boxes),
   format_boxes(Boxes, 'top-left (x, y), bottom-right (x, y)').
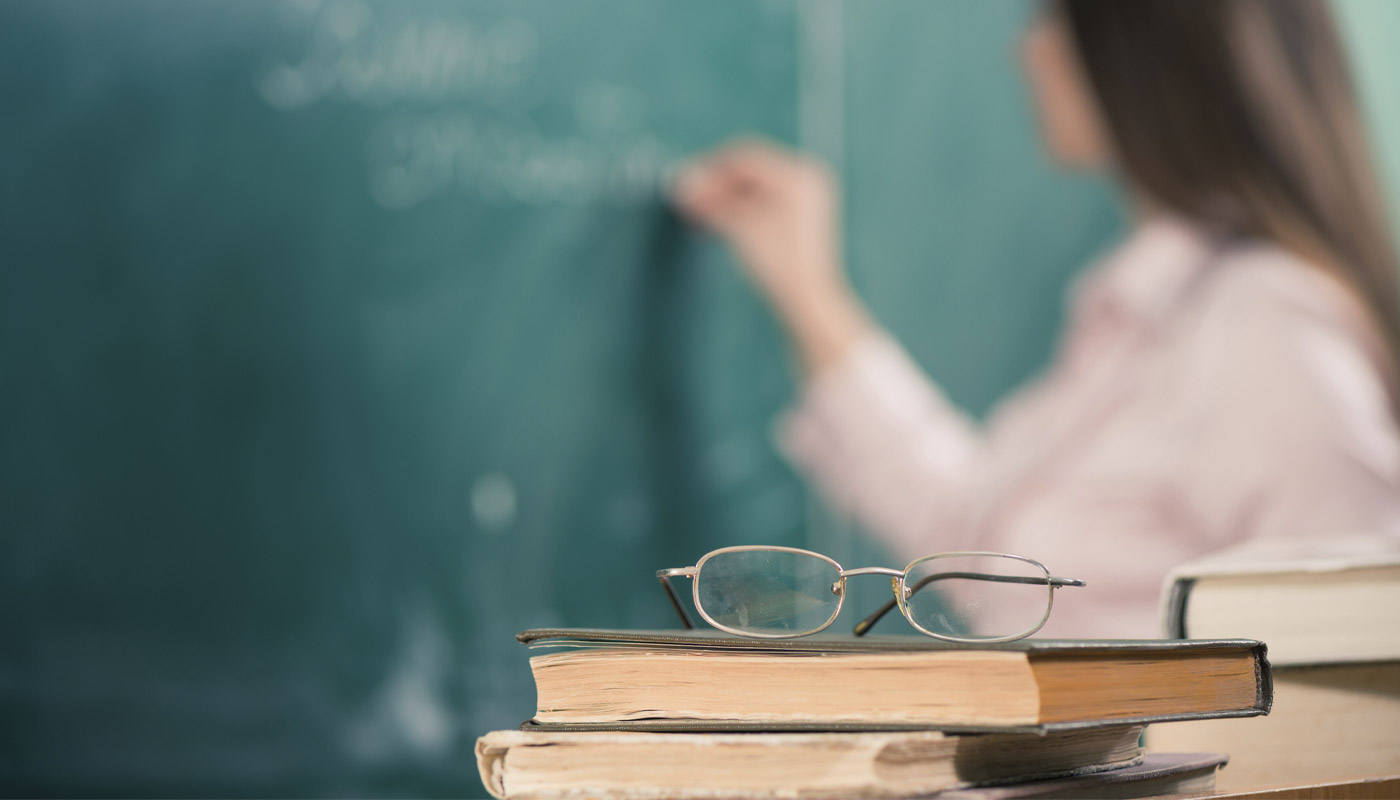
top-left (656, 545), bottom-right (1086, 644)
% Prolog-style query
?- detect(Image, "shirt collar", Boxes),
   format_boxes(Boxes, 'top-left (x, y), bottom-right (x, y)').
top-left (1076, 213), bottom-right (1219, 330)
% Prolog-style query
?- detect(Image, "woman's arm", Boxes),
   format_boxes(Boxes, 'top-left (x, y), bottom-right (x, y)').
top-left (673, 139), bottom-right (986, 558)
top-left (672, 138), bottom-right (871, 374)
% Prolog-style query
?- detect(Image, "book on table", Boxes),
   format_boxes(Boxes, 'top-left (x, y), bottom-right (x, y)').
top-left (477, 726), bottom-right (1154, 799)
top-left (1151, 533), bottom-right (1400, 790)
top-left (1160, 533), bottom-right (1400, 666)
top-left (478, 628), bottom-right (1255, 798)
top-left (934, 752), bottom-right (1228, 800)
top-left (516, 628), bottom-right (1272, 732)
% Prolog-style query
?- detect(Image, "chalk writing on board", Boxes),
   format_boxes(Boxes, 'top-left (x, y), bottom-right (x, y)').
top-left (258, 0), bottom-right (537, 109)
top-left (258, 0), bottom-right (680, 209)
top-left (366, 113), bottom-right (676, 209)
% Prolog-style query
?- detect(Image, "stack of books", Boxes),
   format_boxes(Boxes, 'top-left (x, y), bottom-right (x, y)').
top-left (477, 628), bottom-right (1271, 798)
top-left (1150, 534), bottom-right (1400, 791)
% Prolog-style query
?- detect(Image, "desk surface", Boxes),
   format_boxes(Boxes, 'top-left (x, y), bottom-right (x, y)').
top-left (1172, 776), bottom-right (1400, 799)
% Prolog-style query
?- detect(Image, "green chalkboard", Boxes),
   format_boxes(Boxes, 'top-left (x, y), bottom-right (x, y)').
top-left (840, 1), bottom-right (1125, 415)
top-left (49, 0), bottom-right (1400, 796)
top-left (0, 1), bottom-right (817, 795)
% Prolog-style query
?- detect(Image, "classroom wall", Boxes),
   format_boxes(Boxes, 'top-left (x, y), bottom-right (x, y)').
top-left (0, 1), bottom-right (1396, 796)
top-left (1338, 0), bottom-right (1400, 239)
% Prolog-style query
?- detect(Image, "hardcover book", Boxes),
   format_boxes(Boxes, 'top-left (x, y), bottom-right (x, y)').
top-left (517, 628), bottom-right (1272, 732)
top-left (476, 726), bottom-right (1152, 799)
top-left (1160, 533), bottom-right (1400, 666)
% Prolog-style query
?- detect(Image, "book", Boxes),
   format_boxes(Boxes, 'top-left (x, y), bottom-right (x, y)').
top-left (1160, 534), bottom-right (1400, 666)
top-left (517, 628), bottom-right (1271, 732)
top-left (476, 725), bottom-right (1149, 799)
top-left (936, 752), bottom-right (1227, 799)
top-left (1146, 661), bottom-right (1400, 791)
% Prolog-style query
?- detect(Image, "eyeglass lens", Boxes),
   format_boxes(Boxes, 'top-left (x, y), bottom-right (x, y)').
top-left (902, 554), bottom-right (1053, 640)
top-left (695, 549), bottom-right (842, 636)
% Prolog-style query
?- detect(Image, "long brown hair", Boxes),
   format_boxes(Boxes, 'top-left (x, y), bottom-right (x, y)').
top-left (1058, 0), bottom-right (1400, 380)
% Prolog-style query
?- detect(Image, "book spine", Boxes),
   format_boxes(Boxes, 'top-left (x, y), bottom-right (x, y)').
top-left (1165, 577), bottom-right (1196, 639)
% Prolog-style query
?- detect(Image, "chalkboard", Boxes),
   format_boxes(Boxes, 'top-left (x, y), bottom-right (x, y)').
top-left (0, 1), bottom-right (818, 795)
top-left (838, 1), bottom-right (1124, 414)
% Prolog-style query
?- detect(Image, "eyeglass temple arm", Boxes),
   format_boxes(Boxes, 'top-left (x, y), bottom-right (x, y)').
top-left (656, 568), bottom-right (696, 629)
top-left (852, 572), bottom-right (1087, 637)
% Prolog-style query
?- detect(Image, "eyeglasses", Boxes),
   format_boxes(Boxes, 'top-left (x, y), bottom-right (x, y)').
top-left (657, 546), bottom-right (1085, 643)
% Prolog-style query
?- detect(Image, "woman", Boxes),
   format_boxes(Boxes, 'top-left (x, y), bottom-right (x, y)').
top-left (671, 0), bottom-right (1400, 638)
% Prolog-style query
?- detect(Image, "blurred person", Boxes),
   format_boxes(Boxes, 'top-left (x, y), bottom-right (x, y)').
top-left (671, 0), bottom-right (1400, 637)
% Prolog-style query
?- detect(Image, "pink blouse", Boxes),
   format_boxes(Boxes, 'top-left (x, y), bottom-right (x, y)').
top-left (777, 215), bottom-right (1400, 638)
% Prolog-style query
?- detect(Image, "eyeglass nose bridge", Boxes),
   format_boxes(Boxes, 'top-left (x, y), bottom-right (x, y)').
top-left (833, 566), bottom-right (908, 599)
top-left (837, 566), bottom-right (905, 579)
top-left (830, 566), bottom-right (905, 597)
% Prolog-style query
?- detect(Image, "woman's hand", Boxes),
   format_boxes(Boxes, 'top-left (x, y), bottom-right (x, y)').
top-left (671, 137), bottom-right (872, 373)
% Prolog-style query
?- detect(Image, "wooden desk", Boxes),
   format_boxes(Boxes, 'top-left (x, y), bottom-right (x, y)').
top-left (1147, 663), bottom-right (1400, 791)
top-left (1169, 776), bottom-right (1400, 799)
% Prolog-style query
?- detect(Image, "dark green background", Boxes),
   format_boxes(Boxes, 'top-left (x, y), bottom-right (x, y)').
top-left (30, 0), bottom-right (1384, 795)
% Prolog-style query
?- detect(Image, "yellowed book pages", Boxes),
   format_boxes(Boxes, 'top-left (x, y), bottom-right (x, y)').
top-left (477, 726), bottom-right (1144, 800)
top-left (529, 645), bottom-right (1262, 728)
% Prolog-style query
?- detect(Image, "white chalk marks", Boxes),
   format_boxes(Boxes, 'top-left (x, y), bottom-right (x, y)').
top-left (366, 112), bottom-right (675, 210)
top-left (259, 0), bottom-right (537, 109)
top-left (258, 0), bottom-right (679, 209)
top-left (471, 472), bottom-right (518, 534)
